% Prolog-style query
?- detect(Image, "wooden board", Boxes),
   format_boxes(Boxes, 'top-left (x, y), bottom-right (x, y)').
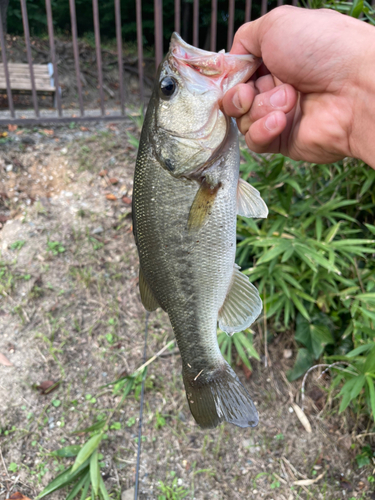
top-left (0, 63), bottom-right (55, 93)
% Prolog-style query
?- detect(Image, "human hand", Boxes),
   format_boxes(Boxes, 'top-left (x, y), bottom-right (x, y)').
top-left (222, 6), bottom-right (375, 168)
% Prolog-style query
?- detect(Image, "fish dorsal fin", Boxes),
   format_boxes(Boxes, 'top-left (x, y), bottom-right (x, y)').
top-left (218, 265), bottom-right (262, 335)
top-left (188, 179), bottom-right (221, 232)
top-left (139, 267), bottom-right (160, 312)
top-left (237, 178), bottom-right (268, 218)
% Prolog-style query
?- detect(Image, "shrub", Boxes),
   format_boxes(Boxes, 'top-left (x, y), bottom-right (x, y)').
top-left (237, 152), bottom-right (375, 418)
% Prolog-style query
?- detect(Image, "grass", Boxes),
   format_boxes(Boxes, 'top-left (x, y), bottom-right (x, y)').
top-left (0, 121), bottom-right (374, 500)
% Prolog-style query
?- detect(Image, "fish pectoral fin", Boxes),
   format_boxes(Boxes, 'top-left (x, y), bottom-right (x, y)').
top-left (218, 264), bottom-right (262, 335)
top-left (237, 178), bottom-right (268, 218)
top-left (139, 267), bottom-right (160, 312)
top-left (187, 179), bottom-right (221, 232)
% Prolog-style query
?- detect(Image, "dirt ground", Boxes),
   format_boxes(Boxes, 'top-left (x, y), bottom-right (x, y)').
top-left (0, 121), bottom-right (374, 500)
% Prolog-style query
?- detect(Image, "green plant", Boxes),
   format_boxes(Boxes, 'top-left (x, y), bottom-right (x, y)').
top-left (218, 328), bottom-right (260, 370)
top-left (9, 240), bottom-right (26, 251)
top-left (47, 241), bottom-right (66, 256)
top-left (157, 472), bottom-right (189, 500)
top-left (237, 152), bottom-right (375, 417)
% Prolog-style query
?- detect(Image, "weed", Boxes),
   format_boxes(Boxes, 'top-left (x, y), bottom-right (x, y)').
top-left (9, 239), bottom-right (26, 251)
top-left (157, 471), bottom-right (189, 500)
top-left (47, 240), bottom-right (66, 256)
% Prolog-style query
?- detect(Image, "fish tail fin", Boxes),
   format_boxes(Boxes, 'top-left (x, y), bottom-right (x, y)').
top-left (182, 362), bottom-right (258, 429)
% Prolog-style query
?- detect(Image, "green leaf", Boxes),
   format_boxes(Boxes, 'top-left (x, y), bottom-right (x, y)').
top-left (80, 474), bottom-right (91, 500)
top-left (53, 445), bottom-right (82, 458)
top-left (339, 389), bottom-right (352, 413)
top-left (290, 292), bottom-right (310, 321)
top-left (346, 344), bottom-right (375, 358)
top-left (73, 420), bottom-right (106, 434)
top-left (90, 449), bottom-right (100, 497)
top-left (99, 476), bottom-right (111, 500)
top-left (36, 459), bottom-right (90, 499)
top-left (233, 335), bottom-right (251, 370)
top-left (364, 346), bottom-right (375, 374)
top-left (71, 433), bottom-right (103, 473)
top-left (366, 376), bottom-right (375, 423)
top-left (350, 374), bottom-right (365, 399)
top-left (66, 472), bottom-right (90, 500)
top-left (287, 348), bottom-right (314, 381)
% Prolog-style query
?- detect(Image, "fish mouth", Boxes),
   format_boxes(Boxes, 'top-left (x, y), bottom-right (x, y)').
top-left (169, 32), bottom-right (262, 94)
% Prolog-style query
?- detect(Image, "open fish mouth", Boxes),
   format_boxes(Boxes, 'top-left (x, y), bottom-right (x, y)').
top-left (169, 32), bottom-right (262, 94)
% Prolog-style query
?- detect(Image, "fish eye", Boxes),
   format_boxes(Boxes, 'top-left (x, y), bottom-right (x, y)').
top-left (160, 76), bottom-right (177, 99)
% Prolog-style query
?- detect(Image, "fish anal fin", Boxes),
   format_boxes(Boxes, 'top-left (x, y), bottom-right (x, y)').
top-left (218, 264), bottom-right (262, 335)
top-left (237, 178), bottom-right (268, 218)
top-left (182, 361), bottom-right (258, 429)
top-left (188, 179), bottom-right (221, 232)
top-left (139, 267), bottom-right (160, 312)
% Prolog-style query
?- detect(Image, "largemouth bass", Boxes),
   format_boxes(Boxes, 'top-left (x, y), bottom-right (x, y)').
top-left (133, 34), bottom-right (268, 429)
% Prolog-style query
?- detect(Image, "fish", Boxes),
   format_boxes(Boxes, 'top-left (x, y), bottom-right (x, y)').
top-left (132, 33), bottom-right (268, 429)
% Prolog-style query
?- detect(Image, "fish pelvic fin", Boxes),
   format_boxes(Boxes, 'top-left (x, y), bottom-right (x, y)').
top-left (182, 361), bottom-right (258, 429)
top-left (187, 179), bottom-right (221, 232)
top-left (139, 267), bottom-right (160, 312)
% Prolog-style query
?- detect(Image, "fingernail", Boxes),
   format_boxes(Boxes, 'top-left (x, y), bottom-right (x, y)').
top-left (265, 114), bottom-right (278, 131)
top-left (233, 91), bottom-right (242, 111)
top-left (270, 88), bottom-right (286, 108)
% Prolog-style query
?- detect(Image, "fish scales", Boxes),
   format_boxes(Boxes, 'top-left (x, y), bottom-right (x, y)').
top-left (133, 33), bottom-right (268, 428)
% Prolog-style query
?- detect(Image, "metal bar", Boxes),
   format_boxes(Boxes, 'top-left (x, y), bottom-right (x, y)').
top-left (92, 0), bottom-right (105, 116)
top-left (134, 313), bottom-right (149, 500)
top-left (45, 0), bottom-right (62, 116)
top-left (136, 0), bottom-right (144, 100)
top-left (277, 0), bottom-right (283, 6)
top-left (261, 0), bottom-right (267, 16)
top-left (227, 0), bottom-right (235, 52)
top-left (174, 0), bottom-right (180, 34)
top-left (115, 0), bottom-right (125, 115)
top-left (154, 0), bottom-right (163, 69)
top-left (0, 114), bottom-right (129, 126)
top-left (210, 0), bottom-right (217, 51)
top-left (69, 0), bottom-right (85, 116)
top-left (292, 0), bottom-right (298, 5)
top-left (193, 0), bottom-right (199, 47)
top-left (245, 0), bottom-right (252, 22)
top-left (0, 6), bottom-right (15, 117)
top-left (20, 0), bottom-right (39, 117)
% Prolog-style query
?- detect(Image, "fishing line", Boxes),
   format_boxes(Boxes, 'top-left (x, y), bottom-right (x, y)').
top-left (134, 311), bottom-right (149, 500)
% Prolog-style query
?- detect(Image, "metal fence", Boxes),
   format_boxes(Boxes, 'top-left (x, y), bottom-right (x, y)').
top-left (0, 0), bottom-right (372, 126)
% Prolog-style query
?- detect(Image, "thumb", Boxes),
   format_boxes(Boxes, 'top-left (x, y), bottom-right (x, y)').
top-left (229, 17), bottom-right (265, 57)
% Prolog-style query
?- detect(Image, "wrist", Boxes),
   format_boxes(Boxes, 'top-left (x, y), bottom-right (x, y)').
top-left (349, 23), bottom-right (375, 169)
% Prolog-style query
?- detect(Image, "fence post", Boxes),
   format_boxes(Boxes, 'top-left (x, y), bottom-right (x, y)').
top-left (20, 0), bottom-right (39, 117)
top-left (93, 0), bottom-right (105, 116)
top-left (227, 0), bottom-right (235, 51)
top-left (210, 0), bottom-right (217, 51)
top-left (45, 0), bottom-right (62, 116)
top-left (0, 6), bottom-right (14, 117)
top-left (175, 0), bottom-right (180, 34)
top-left (193, 0), bottom-right (199, 47)
top-left (245, 0), bottom-right (252, 22)
top-left (69, 0), bottom-right (85, 116)
top-left (115, 0), bottom-right (125, 115)
top-left (136, 0), bottom-right (144, 100)
top-left (154, 0), bottom-right (163, 69)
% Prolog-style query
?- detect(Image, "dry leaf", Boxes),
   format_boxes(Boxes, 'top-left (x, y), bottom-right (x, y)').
top-left (0, 215), bottom-right (9, 223)
top-left (1, 131), bottom-right (8, 137)
top-left (293, 472), bottom-right (325, 486)
top-left (106, 193), bottom-right (117, 201)
top-left (9, 492), bottom-right (32, 500)
top-left (109, 177), bottom-right (119, 185)
top-left (122, 196), bottom-right (132, 205)
top-left (99, 169), bottom-right (108, 177)
top-left (0, 352), bottom-right (13, 366)
top-left (36, 380), bottom-right (61, 395)
top-left (80, 126), bottom-right (89, 131)
top-left (42, 129), bottom-right (54, 136)
top-left (16, 130), bottom-right (24, 135)
top-left (292, 403), bottom-right (312, 433)
top-left (8, 124), bottom-right (17, 132)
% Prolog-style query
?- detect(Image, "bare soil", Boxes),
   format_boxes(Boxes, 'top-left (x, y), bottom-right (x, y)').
top-left (0, 122), bottom-right (374, 500)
